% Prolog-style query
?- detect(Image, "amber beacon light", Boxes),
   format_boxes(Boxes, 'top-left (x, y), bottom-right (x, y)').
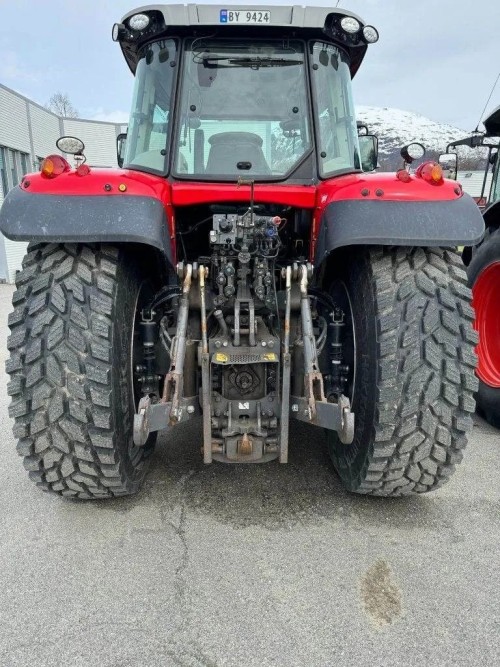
top-left (40, 155), bottom-right (70, 179)
top-left (416, 161), bottom-right (444, 185)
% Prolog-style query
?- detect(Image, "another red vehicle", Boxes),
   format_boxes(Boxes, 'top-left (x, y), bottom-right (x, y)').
top-left (0, 5), bottom-right (484, 499)
top-left (442, 106), bottom-right (500, 427)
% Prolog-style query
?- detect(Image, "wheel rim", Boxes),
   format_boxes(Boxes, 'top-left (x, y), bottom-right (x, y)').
top-left (473, 260), bottom-right (500, 388)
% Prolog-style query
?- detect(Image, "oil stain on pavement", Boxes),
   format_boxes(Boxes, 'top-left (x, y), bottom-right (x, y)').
top-left (360, 559), bottom-right (402, 627)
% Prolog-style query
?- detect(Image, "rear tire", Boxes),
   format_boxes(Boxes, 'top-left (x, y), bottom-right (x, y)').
top-left (325, 247), bottom-right (478, 496)
top-left (6, 243), bottom-right (156, 499)
top-left (467, 226), bottom-right (500, 428)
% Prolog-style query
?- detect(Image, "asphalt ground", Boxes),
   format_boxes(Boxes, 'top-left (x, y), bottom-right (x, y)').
top-left (0, 283), bottom-right (498, 667)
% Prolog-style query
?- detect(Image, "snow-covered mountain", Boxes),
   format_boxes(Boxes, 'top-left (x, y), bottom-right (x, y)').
top-left (271, 106), bottom-right (487, 172)
top-left (357, 106), bottom-right (465, 152)
top-left (356, 106), bottom-right (485, 170)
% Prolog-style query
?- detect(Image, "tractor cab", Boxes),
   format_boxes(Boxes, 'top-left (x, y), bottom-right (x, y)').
top-left (440, 105), bottom-right (500, 209)
top-left (483, 106), bottom-right (500, 206)
top-left (113, 5), bottom-right (379, 183)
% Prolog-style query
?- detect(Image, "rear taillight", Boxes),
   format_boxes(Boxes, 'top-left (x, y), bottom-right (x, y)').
top-left (40, 155), bottom-right (70, 179)
top-left (76, 164), bottom-right (90, 177)
top-left (416, 161), bottom-right (443, 185)
top-left (396, 169), bottom-right (411, 183)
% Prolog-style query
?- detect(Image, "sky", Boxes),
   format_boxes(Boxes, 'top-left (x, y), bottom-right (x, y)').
top-left (0, 0), bottom-right (499, 131)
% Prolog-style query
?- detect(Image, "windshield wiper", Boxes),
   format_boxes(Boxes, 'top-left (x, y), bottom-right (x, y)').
top-left (197, 55), bottom-right (303, 69)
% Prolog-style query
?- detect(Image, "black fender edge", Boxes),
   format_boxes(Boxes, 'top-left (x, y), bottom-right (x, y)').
top-left (314, 194), bottom-right (485, 267)
top-left (483, 199), bottom-right (500, 229)
top-left (0, 188), bottom-right (173, 266)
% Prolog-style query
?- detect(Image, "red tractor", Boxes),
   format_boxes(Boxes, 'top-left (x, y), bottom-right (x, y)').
top-left (0, 5), bottom-right (484, 499)
top-left (441, 106), bottom-right (500, 427)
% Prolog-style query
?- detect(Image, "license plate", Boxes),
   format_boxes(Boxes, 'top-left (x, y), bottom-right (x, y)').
top-left (220, 9), bottom-right (271, 24)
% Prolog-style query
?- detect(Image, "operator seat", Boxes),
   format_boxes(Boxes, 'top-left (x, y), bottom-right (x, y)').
top-left (205, 132), bottom-right (272, 175)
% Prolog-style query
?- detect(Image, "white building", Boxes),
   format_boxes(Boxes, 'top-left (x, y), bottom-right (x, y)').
top-left (457, 170), bottom-right (493, 200)
top-left (0, 83), bottom-right (123, 282)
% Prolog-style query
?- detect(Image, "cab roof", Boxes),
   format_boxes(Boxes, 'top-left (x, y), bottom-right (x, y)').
top-left (483, 105), bottom-right (500, 137)
top-left (116, 4), bottom-right (373, 77)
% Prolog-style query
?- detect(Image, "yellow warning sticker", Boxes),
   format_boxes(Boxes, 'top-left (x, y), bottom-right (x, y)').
top-left (214, 353), bottom-right (229, 363)
top-left (263, 353), bottom-right (277, 362)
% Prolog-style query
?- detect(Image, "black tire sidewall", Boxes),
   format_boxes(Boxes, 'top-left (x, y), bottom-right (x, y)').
top-left (467, 227), bottom-right (500, 427)
top-left (326, 250), bottom-right (379, 490)
top-left (467, 227), bottom-right (500, 284)
top-left (109, 252), bottom-right (156, 487)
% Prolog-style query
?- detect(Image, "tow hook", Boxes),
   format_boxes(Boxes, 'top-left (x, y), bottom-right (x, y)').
top-left (133, 395), bottom-right (151, 447)
top-left (339, 396), bottom-right (355, 445)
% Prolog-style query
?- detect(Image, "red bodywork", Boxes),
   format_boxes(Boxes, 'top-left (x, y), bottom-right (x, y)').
top-left (472, 261), bottom-right (500, 388)
top-left (21, 166), bottom-right (463, 265)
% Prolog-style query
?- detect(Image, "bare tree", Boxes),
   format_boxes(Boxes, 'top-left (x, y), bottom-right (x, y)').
top-left (46, 92), bottom-right (79, 118)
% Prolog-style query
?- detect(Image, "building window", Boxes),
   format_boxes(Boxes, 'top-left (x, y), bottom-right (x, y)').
top-left (8, 149), bottom-right (19, 187)
top-left (20, 153), bottom-right (30, 177)
top-left (0, 146), bottom-right (32, 194)
top-left (0, 147), bottom-right (9, 197)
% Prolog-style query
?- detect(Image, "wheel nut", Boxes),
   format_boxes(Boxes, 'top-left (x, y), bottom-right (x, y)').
top-left (291, 404), bottom-right (298, 412)
top-left (187, 405), bottom-right (195, 414)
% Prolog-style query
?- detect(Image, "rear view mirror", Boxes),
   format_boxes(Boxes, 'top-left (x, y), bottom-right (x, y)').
top-left (357, 121), bottom-right (369, 136)
top-left (359, 134), bottom-right (378, 172)
top-left (438, 153), bottom-right (458, 180)
top-left (117, 132), bottom-right (127, 168)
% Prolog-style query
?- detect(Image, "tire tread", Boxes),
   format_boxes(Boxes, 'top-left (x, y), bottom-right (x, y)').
top-left (6, 243), bottom-right (151, 499)
top-left (332, 247), bottom-right (478, 496)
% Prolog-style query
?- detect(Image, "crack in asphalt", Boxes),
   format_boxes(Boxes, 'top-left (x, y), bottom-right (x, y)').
top-left (162, 470), bottom-right (220, 666)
